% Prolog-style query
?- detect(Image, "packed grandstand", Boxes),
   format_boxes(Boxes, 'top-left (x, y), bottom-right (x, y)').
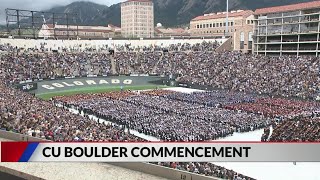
top-left (0, 39), bottom-right (320, 180)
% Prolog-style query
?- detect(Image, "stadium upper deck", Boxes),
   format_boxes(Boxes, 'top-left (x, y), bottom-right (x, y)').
top-left (0, 37), bottom-right (226, 52)
top-left (254, 1), bottom-right (320, 56)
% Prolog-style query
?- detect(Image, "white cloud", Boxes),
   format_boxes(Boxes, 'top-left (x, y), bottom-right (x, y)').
top-left (0, 0), bottom-right (126, 24)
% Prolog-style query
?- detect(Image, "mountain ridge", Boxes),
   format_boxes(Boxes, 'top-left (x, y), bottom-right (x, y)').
top-left (22, 0), bottom-right (316, 27)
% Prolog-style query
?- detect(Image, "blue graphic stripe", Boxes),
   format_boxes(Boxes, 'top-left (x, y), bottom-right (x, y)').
top-left (18, 143), bottom-right (39, 162)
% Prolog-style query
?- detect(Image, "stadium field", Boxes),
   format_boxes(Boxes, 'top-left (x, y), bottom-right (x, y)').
top-left (36, 85), bottom-right (167, 100)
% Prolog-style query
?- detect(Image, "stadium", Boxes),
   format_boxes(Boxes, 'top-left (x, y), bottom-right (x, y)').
top-left (1, 0), bottom-right (320, 180)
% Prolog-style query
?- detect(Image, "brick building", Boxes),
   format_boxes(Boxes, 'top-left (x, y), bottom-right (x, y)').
top-left (190, 10), bottom-right (254, 52)
top-left (121, 0), bottom-right (154, 38)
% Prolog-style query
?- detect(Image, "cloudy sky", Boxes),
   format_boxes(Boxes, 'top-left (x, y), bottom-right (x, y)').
top-left (0, 0), bottom-right (125, 24)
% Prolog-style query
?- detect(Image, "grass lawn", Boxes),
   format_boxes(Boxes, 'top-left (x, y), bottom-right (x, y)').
top-left (36, 85), bottom-right (167, 100)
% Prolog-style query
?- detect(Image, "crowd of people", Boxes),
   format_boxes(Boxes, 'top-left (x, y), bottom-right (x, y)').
top-left (154, 162), bottom-right (255, 180)
top-left (225, 98), bottom-right (320, 119)
top-left (175, 52), bottom-right (320, 99)
top-left (163, 90), bottom-right (257, 107)
top-left (1, 41), bottom-right (319, 100)
top-left (269, 117), bottom-right (320, 142)
top-left (52, 89), bottom-right (267, 178)
top-left (114, 52), bottom-right (162, 74)
top-left (139, 50), bottom-right (320, 99)
top-left (1, 52), bottom-right (112, 84)
top-left (168, 42), bottom-right (220, 52)
top-left (0, 41), bottom-right (221, 83)
top-left (53, 90), bottom-right (272, 142)
top-left (0, 85), bottom-right (142, 142)
top-left (51, 89), bottom-right (271, 179)
top-left (140, 89), bottom-right (174, 96)
top-left (114, 41), bottom-right (220, 52)
top-left (1, 39), bottom-right (320, 179)
top-left (0, 44), bottom-right (17, 52)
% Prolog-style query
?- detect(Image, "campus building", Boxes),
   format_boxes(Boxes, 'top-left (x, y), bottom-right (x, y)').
top-left (190, 10), bottom-right (254, 52)
top-left (254, 1), bottom-right (320, 56)
top-left (121, 0), bottom-right (154, 38)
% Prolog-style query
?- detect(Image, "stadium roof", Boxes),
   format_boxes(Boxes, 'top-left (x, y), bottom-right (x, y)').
top-left (255, 1), bottom-right (320, 15)
top-left (46, 24), bottom-right (113, 33)
top-left (191, 10), bottom-right (253, 22)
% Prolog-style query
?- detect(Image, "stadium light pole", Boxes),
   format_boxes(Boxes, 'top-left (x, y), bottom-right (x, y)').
top-left (225, 0), bottom-right (229, 37)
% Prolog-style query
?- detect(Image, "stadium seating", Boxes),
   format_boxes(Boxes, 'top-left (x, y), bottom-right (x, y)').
top-left (1, 40), bottom-right (320, 179)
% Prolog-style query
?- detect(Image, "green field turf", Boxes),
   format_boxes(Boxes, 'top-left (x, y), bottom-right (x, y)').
top-left (36, 85), bottom-right (167, 100)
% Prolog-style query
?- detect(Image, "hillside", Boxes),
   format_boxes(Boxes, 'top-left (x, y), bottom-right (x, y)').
top-left (22, 0), bottom-right (315, 27)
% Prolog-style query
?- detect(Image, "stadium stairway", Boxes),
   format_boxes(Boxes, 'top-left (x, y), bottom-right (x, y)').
top-left (132, 52), bottom-right (139, 72)
top-left (151, 52), bottom-right (164, 74)
top-left (110, 55), bottom-right (117, 74)
top-left (215, 37), bottom-right (233, 52)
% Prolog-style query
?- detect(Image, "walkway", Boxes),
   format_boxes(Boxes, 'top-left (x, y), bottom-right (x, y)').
top-left (110, 55), bottom-right (117, 74)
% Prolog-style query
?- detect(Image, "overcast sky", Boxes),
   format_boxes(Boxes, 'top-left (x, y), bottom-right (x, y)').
top-left (0, 0), bottom-right (125, 24)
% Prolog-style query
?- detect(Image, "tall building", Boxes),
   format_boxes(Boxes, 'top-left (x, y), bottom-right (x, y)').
top-left (254, 1), bottom-right (320, 56)
top-left (190, 10), bottom-right (254, 52)
top-left (121, 0), bottom-right (154, 38)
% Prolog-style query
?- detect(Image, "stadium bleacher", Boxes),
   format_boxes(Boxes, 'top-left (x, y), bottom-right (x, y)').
top-left (0, 39), bottom-right (320, 180)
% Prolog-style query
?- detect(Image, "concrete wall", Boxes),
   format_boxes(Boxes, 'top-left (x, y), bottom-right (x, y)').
top-left (0, 38), bottom-right (227, 51)
top-left (0, 130), bottom-right (50, 142)
top-left (0, 166), bottom-right (44, 180)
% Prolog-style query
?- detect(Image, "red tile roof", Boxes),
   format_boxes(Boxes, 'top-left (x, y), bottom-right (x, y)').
top-left (155, 28), bottom-right (162, 34)
top-left (191, 10), bottom-right (253, 22)
top-left (255, 0), bottom-right (320, 15)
